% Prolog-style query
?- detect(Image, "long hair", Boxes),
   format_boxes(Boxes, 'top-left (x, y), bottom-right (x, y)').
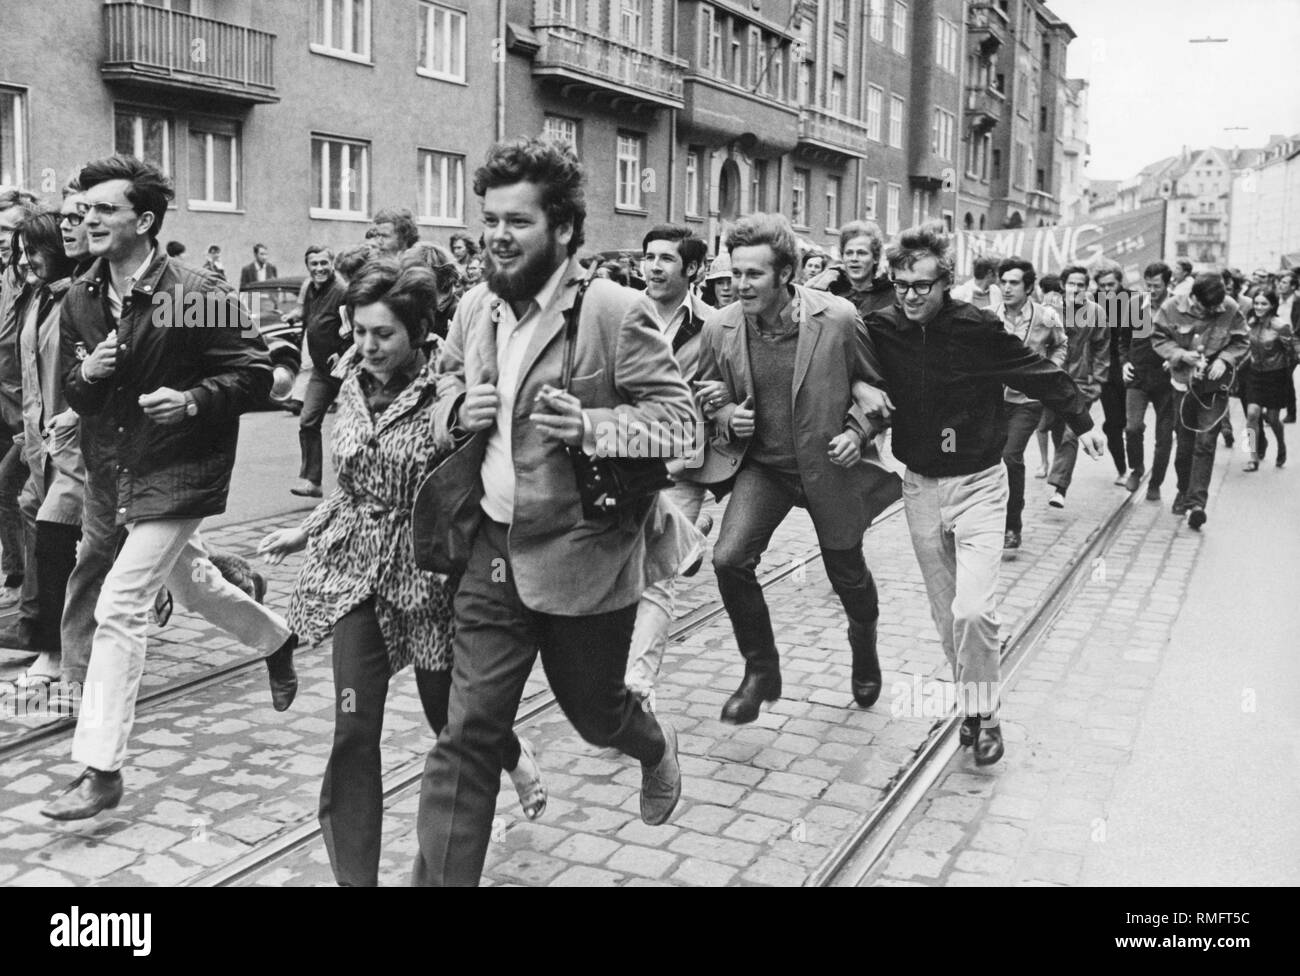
top-left (16, 209), bottom-right (77, 282)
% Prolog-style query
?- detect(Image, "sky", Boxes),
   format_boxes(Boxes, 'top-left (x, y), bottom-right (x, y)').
top-left (1046, 0), bottom-right (1300, 180)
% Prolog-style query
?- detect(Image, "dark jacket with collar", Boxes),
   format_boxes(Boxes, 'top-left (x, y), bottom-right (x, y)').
top-left (861, 295), bottom-right (1094, 478)
top-left (60, 252), bottom-right (272, 524)
top-left (816, 269), bottom-right (896, 320)
top-left (301, 273), bottom-right (349, 368)
top-left (698, 284), bottom-right (902, 548)
top-left (239, 261), bottom-right (278, 289)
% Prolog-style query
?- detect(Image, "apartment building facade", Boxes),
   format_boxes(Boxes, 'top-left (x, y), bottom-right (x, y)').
top-left (1227, 134), bottom-right (1300, 272)
top-left (1, 0), bottom-right (1077, 266)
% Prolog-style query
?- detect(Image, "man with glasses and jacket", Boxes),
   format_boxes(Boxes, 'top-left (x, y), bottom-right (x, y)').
top-left (853, 224), bottom-right (1106, 766)
top-left (41, 154), bottom-right (297, 820)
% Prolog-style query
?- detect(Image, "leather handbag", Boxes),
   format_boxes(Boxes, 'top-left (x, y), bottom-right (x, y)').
top-left (560, 280), bottom-right (672, 519)
top-left (411, 428), bottom-right (488, 575)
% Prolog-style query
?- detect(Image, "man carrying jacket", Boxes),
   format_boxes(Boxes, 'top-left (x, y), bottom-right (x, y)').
top-left (1150, 273), bottom-right (1249, 530)
top-left (854, 224), bottom-right (1106, 765)
top-left (994, 258), bottom-right (1065, 551)
top-left (41, 155), bottom-right (298, 820)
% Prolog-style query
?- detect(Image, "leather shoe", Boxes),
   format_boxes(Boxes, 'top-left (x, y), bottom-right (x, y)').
top-left (720, 670), bottom-right (781, 724)
top-left (1124, 469), bottom-right (1144, 492)
top-left (1003, 529), bottom-right (1021, 550)
top-left (850, 619), bottom-right (882, 708)
top-left (973, 725), bottom-right (1005, 766)
top-left (958, 715), bottom-right (980, 747)
top-left (1145, 484), bottom-right (1161, 502)
top-left (265, 633), bottom-right (298, 712)
top-left (640, 720), bottom-right (681, 826)
top-left (289, 479), bottom-right (323, 498)
top-left (41, 768), bottom-right (123, 821)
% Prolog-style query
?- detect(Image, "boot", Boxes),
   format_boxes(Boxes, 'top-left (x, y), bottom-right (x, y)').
top-left (721, 661), bottom-right (781, 725)
top-left (849, 617), bottom-right (882, 707)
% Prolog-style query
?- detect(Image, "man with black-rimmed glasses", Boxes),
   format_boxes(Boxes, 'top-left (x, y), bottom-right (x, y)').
top-left (852, 224), bottom-right (1106, 766)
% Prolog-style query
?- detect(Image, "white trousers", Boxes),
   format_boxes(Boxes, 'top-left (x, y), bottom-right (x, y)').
top-left (72, 517), bottom-right (291, 771)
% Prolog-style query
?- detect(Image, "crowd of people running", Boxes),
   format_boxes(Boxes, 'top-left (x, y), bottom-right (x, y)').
top-left (0, 135), bottom-right (1295, 886)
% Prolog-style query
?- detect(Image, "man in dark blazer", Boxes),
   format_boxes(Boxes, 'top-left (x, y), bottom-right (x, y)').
top-left (238, 243), bottom-right (277, 289)
top-left (695, 213), bottom-right (902, 726)
top-left (412, 138), bottom-right (697, 886)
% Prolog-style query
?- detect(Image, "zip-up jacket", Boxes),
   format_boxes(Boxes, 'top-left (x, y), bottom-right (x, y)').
top-left (860, 296), bottom-right (1093, 478)
top-left (995, 299), bottom-right (1066, 404)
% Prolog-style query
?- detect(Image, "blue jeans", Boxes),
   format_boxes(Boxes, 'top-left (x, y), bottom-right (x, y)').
top-left (712, 461), bottom-right (878, 676)
top-left (298, 368), bottom-right (342, 485)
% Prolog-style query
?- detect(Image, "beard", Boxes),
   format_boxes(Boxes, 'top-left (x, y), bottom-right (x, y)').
top-left (485, 234), bottom-right (564, 303)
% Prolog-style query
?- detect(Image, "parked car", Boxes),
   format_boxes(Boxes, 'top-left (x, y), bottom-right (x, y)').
top-left (240, 276), bottom-right (305, 410)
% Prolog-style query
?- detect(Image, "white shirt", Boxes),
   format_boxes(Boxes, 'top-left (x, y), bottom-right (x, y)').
top-left (951, 280), bottom-right (1002, 309)
top-left (650, 290), bottom-right (692, 348)
top-left (106, 248), bottom-right (157, 323)
top-left (480, 262), bottom-right (570, 525)
top-left (256, 262), bottom-right (269, 282)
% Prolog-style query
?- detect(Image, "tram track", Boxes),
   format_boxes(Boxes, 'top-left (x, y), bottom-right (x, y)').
top-left (809, 480), bottom-right (1141, 887)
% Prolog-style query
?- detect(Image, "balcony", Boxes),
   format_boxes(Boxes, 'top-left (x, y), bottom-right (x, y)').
top-left (797, 107), bottom-right (870, 160)
top-left (529, 8), bottom-right (685, 111)
top-left (910, 153), bottom-right (949, 190)
top-left (101, 2), bottom-right (277, 104)
top-left (968, 3), bottom-right (1009, 57)
top-left (966, 86), bottom-right (1004, 134)
top-left (679, 73), bottom-right (800, 154)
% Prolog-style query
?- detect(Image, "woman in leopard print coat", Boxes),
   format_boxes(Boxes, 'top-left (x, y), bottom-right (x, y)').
top-left (258, 259), bottom-right (544, 886)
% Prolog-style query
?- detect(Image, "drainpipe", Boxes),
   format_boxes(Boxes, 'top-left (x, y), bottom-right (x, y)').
top-left (954, 0), bottom-right (969, 235)
top-left (496, 0), bottom-right (507, 141)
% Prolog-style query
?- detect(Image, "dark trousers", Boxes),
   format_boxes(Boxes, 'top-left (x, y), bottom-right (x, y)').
top-left (1125, 384), bottom-right (1174, 487)
top-left (0, 437), bottom-right (26, 580)
top-left (412, 519), bottom-right (665, 887)
top-left (34, 522), bottom-right (81, 654)
top-left (712, 462), bottom-right (879, 675)
top-left (1286, 368), bottom-right (1296, 418)
top-left (60, 459), bottom-right (123, 683)
top-left (298, 369), bottom-right (343, 485)
top-left (321, 598), bottom-right (518, 887)
top-left (1173, 389), bottom-right (1225, 510)
top-left (1100, 379), bottom-right (1127, 475)
top-left (1044, 409), bottom-right (1082, 495)
top-left (1001, 401), bottom-right (1044, 533)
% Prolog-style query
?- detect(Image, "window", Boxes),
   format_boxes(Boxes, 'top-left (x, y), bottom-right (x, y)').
top-left (187, 122), bottom-right (238, 209)
top-left (115, 108), bottom-right (172, 175)
top-left (1013, 141), bottom-right (1029, 188)
top-left (616, 132), bottom-right (644, 210)
top-left (549, 0), bottom-right (576, 17)
top-left (1035, 167), bottom-right (1046, 192)
top-left (792, 168), bottom-right (809, 227)
top-left (931, 109), bottom-right (954, 160)
top-left (834, 0), bottom-right (849, 22)
top-left (619, 0), bottom-right (642, 44)
top-left (830, 74), bottom-right (846, 114)
top-left (886, 183), bottom-right (901, 234)
top-left (418, 149), bottom-right (464, 224)
top-left (867, 86), bottom-right (883, 141)
top-left (311, 135), bottom-right (369, 218)
top-left (748, 27), bottom-right (762, 87)
top-left (935, 18), bottom-right (957, 73)
top-left (869, 0), bottom-right (885, 42)
top-left (730, 31), bottom-right (743, 84)
top-left (992, 148), bottom-right (1002, 181)
top-left (419, 3), bottom-right (466, 82)
top-left (685, 149), bottom-right (702, 217)
top-left (911, 189), bottom-right (921, 227)
top-left (825, 176), bottom-right (841, 231)
top-left (1, 87), bottom-right (26, 188)
top-left (750, 159), bottom-right (768, 212)
top-left (865, 179), bottom-right (879, 219)
top-left (892, 1), bottom-right (907, 54)
top-left (769, 44), bottom-right (784, 98)
top-left (314, 0), bottom-right (371, 61)
top-left (889, 95), bottom-right (904, 148)
top-left (1039, 105), bottom-right (1048, 133)
top-left (700, 5), bottom-right (720, 73)
top-left (543, 114), bottom-right (579, 155)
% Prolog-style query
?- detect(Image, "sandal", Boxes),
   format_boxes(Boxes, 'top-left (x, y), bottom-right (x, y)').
top-left (509, 737), bottom-right (547, 820)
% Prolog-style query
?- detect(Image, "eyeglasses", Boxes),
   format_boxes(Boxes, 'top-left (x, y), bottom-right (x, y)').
top-left (83, 202), bottom-right (135, 218)
top-left (59, 211), bottom-right (85, 227)
top-left (891, 278), bottom-right (940, 297)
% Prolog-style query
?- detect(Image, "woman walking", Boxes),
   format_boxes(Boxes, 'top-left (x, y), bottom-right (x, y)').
top-left (258, 260), bottom-right (544, 886)
top-left (1242, 290), bottom-right (1298, 470)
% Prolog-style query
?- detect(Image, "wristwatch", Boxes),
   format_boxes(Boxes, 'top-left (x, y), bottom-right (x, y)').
top-left (184, 392), bottom-right (198, 418)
